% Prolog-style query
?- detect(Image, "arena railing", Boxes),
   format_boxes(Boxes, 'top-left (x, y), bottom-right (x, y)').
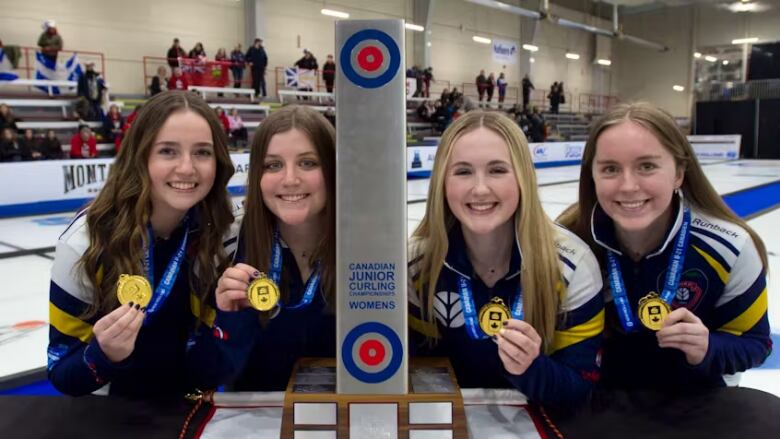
top-left (1, 45), bottom-right (105, 82)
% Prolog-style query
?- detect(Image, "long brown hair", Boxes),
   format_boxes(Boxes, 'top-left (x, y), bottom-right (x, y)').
top-left (411, 111), bottom-right (563, 348)
top-left (243, 105), bottom-right (336, 305)
top-left (558, 101), bottom-right (768, 269)
top-left (80, 91), bottom-right (236, 319)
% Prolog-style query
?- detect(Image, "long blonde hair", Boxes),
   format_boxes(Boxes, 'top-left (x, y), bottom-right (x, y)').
top-left (243, 105), bottom-right (336, 305)
top-left (412, 111), bottom-right (563, 348)
top-left (80, 91), bottom-right (236, 319)
top-left (558, 101), bottom-right (768, 269)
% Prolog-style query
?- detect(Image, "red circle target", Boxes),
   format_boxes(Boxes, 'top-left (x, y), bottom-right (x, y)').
top-left (358, 339), bottom-right (386, 366)
top-left (357, 46), bottom-right (384, 72)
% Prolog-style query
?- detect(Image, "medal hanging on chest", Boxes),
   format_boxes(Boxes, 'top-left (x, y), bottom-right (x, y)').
top-left (477, 297), bottom-right (512, 337)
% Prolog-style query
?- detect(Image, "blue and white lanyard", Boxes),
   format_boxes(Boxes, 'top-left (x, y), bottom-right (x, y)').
top-left (143, 217), bottom-right (190, 316)
top-left (606, 207), bottom-right (692, 333)
top-left (270, 229), bottom-right (321, 310)
top-left (457, 275), bottom-right (523, 340)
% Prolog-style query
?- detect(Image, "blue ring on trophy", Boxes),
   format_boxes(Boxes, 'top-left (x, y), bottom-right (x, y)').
top-left (341, 321), bottom-right (403, 383)
top-left (340, 29), bottom-right (400, 89)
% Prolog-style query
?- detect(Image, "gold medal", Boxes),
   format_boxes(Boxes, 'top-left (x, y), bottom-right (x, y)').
top-left (116, 274), bottom-right (152, 307)
top-left (247, 273), bottom-right (280, 312)
top-left (478, 297), bottom-right (511, 337)
top-left (637, 292), bottom-right (671, 331)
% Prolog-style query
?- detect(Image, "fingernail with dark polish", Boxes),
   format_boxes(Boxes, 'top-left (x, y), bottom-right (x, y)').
top-left (134, 304), bottom-right (141, 310)
top-left (253, 270), bottom-right (260, 278)
top-left (128, 301), bottom-right (134, 307)
top-left (140, 307), bottom-right (147, 313)
top-left (502, 320), bottom-right (509, 326)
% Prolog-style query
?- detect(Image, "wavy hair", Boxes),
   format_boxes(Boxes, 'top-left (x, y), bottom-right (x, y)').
top-left (557, 101), bottom-right (768, 269)
top-left (243, 105), bottom-right (336, 306)
top-left (80, 91), bottom-right (235, 319)
top-left (411, 111), bottom-right (563, 348)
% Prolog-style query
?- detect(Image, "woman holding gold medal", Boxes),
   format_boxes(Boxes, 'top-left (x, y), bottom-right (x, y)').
top-left (408, 111), bottom-right (605, 408)
top-left (214, 105), bottom-right (337, 390)
top-left (558, 102), bottom-right (771, 391)
top-left (47, 91), bottom-right (249, 397)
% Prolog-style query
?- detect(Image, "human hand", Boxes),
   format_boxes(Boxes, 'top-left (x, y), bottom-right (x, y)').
top-left (93, 303), bottom-right (146, 363)
top-left (657, 308), bottom-right (709, 366)
top-left (497, 319), bottom-right (542, 375)
top-left (215, 263), bottom-right (257, 312)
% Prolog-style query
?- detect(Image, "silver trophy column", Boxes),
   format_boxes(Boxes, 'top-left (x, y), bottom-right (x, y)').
top-left (335, 19), bottom-right (407, 395)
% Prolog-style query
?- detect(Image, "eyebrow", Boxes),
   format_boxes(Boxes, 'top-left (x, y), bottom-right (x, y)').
top-left (595, 154), bottom-right (662, 164)
top-left (154, 141), bottom-right (214, 148)
top-left (265, 152), bottom-right (318, 159)
top-left (449, 160), bottom-right (510, 167)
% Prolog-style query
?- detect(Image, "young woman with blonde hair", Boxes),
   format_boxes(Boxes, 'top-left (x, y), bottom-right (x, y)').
top-left (409, 111), bottom-right (604, 408)
top-left (48, 91), bottom-right (246, 397)
top-left (558, 101), bottom-right (770, 391)
top-left (214, 105), bottom-right (337, 390)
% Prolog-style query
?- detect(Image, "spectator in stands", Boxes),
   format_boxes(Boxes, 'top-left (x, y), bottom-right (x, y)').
top-left (189, 42), bottom-right (206, 60)
top-left (529, 106), bottom-right (546, 142)
top-left (497, 72), bottom-right (508, 109)
top-left (19, 128), bottom-right (42, 160)
top-left (558, 81), bottom-right (566, 109)
top-left (450, 87), bottom-right (463, 107)
top-left (486, 72), bottom-right (496, 104)
top-left (440, 88), bottom-right (451, 106)
top-left (168, 67), bottom-right (189, 91)
top-left (215, 107), bottom-right (230, 135)
top-left (215, 48), bottom-right (227, 62)
top-left (226, 107), bottom-right (248, 147)
top-left (103, 104), bottom-right (124, 154)
top-left (322, 54), bottom-right (336, 93)
top-left (414, 66), bottom-right (424, 97)
top-left (476, 70), bottom-right (488, 104)
top-left (0, 127), bottom-right (32, 161)
top-left (433, 100), bottom-right (454, 134)
top-left (423, 67), bottom-right (434, 98)
top-left (0, 104), bottom-right (19, 132)
top-left (150, 66), bottom-right (168, 96)
top-left (548, 82), bottom-right (561, 114)
top-left (76, 62), bottom-right (106, 121)
top-left (123, 104), bottom-right (142, 135)
top-left (516, 111), bottom-right (531, 138)
top-left (522, 74), bottom-right (534, 111)
top-left (37, 20), bottom-right (62, 64)
top-left (230, 44), bottom-right (246, 89)
top-left (70, 125), bottom-right (97, 159)
top-left (295, 49), bottom-right (318, 95)
top-left (246, 38), bottom-right (268, 98)
top-left (166, 38), bottom-right (186, 68)
top-left (40, 129), bottom-right (63, 160)
top-left (416, 100), bottom-right (435, 122)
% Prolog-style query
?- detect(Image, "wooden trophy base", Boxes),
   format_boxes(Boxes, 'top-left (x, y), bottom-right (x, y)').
top-left (280, 357), bottom-right (467, 439)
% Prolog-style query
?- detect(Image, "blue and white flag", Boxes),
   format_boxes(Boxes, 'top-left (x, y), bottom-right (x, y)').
top-left (0, 49), bottom-right (18, 81)
top-left (34, 51), bottom-right (83, 94)
top-left (284, 67), bottom-right (298, 87)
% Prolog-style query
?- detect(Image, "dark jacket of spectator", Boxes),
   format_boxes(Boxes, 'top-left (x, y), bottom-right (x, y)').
top-left (245, 45), bottom-right (268, 72)
top-left (0, 132), bottom-right (33, 162)
top-left (295, 52), bottom-right (318, 70)
top-left (167, 43), bottom-right (186, 68)
top-left (0, 105), bottom-right (19, 132)
top-left (40, 133), bottom-right (64, 160)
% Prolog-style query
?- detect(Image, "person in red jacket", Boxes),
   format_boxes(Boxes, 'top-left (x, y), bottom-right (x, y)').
top-left (215, 106), bottom-right (230, 133)
top-left (70, 125), bottom-right (97, 159)
top-left (168, 67), bottom-right (189, 91)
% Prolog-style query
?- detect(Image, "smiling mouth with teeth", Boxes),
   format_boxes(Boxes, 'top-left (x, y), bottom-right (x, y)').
top-left (618, 200), bottom-right (647, 209)
top-left (468, 202), bottom-right (498, 212)
top-left (169, 182), bottom-right (197, 190)
top-left (279, 194), bottom-right (308, 202)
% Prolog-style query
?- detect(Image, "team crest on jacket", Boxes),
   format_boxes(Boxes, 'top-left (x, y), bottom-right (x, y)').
top-left (434, 291), bottom-right (464, 328)
top-left (657, 268), bottom-right (707, 310)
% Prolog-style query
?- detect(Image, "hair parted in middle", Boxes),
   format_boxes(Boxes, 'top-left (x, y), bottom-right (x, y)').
top-left (243, 104), bottom-right (337, 306)
top-left (411, 110), bottom-right (563, 348)
top-left (79, 90), bottom-right (236, 320)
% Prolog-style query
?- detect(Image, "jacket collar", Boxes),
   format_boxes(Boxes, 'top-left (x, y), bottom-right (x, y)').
top-left (442, 222), bottom-right (522, 281)
top-left (591, 190), bottom-right (686, 259)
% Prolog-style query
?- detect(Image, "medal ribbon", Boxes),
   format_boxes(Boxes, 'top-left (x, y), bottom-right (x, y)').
top-left (143, 216), bottom-right (190, 316)
top-left (606, 207), bottom-right (691, 333)
top-left (457, 275), bottom-right (522, 340)
top-left (270, 229), bottom-right (321, 310)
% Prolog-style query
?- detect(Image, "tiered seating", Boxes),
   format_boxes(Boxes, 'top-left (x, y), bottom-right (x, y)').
top-left (544, 112), bottom-right (591, 141)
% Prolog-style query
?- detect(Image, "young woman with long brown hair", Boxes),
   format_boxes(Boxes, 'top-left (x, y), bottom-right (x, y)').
top-left (558, 102), bottom-right (770, 391)
top-left (47, 91), bottom-right (244, 397)
top-left (214, 105), bottom-right (336, 390)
